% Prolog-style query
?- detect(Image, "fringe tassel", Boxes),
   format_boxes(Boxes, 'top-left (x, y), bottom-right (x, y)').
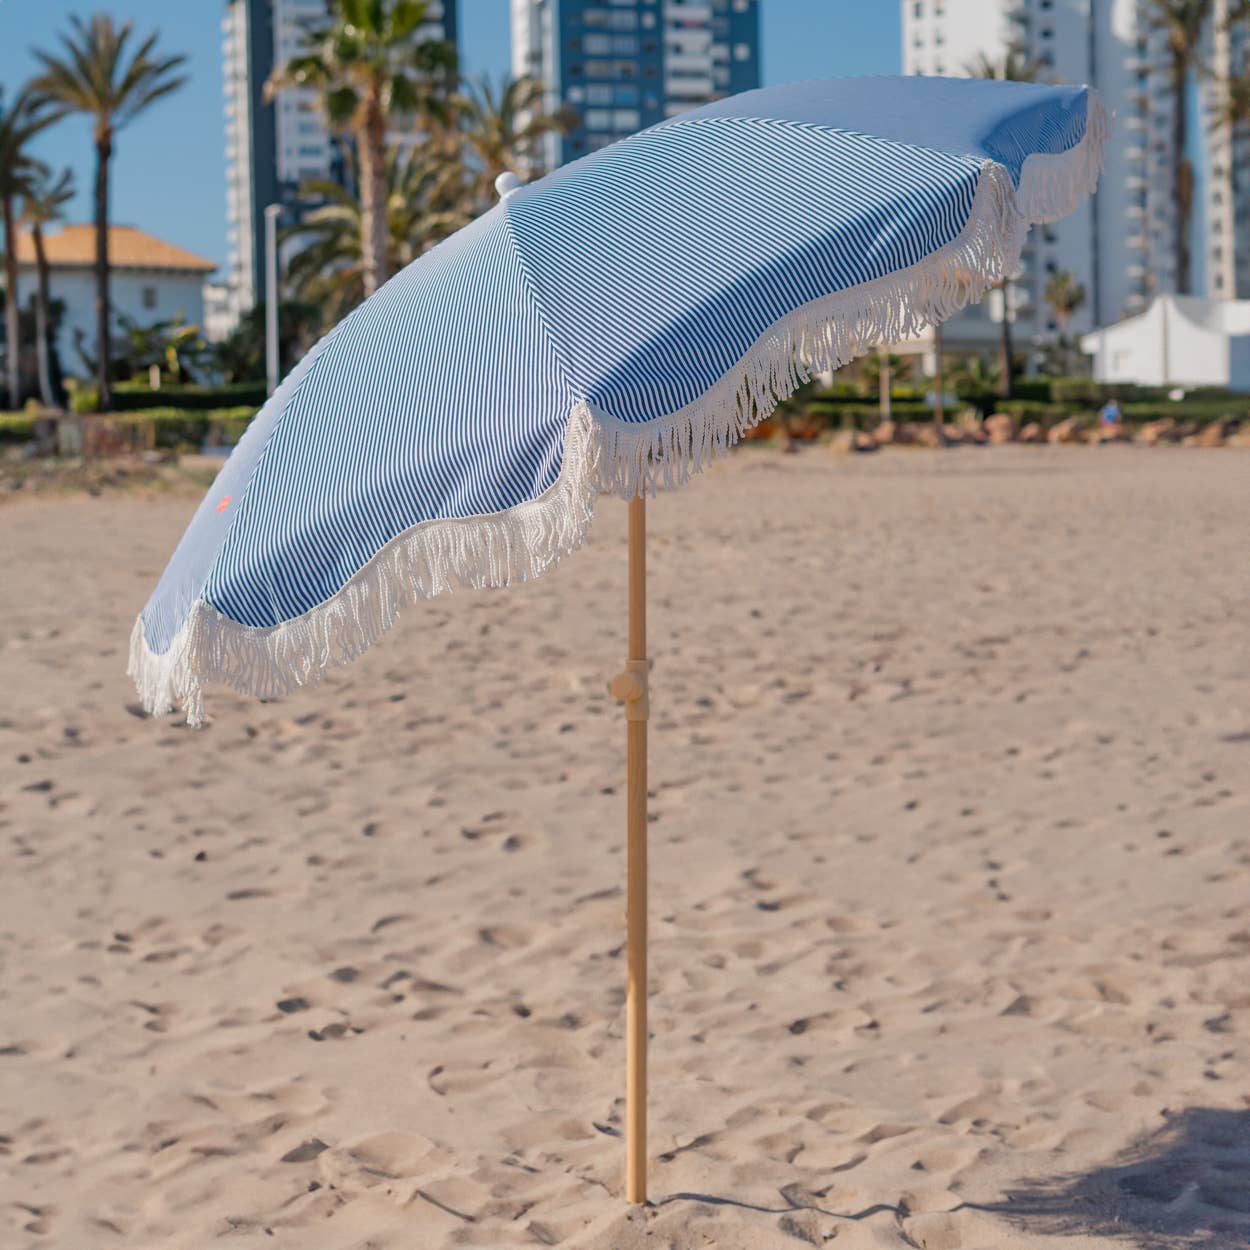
top-left (129, 406), bottom-right (601, 726)
top-left (130, 101), bottom-right (1108, 725)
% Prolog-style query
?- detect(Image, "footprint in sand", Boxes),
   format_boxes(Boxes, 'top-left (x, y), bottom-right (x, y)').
top-left (317, 1130), bottom-right (451, 1193)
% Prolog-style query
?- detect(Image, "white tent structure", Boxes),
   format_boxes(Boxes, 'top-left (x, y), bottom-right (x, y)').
top-left (1082, 295), bottom-right (1250, 389)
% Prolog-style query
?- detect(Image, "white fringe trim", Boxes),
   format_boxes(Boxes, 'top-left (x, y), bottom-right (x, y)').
top-left (129, 406), bottom-right (600, 726)
top-left (130, 91), bottom-right (1108, 724)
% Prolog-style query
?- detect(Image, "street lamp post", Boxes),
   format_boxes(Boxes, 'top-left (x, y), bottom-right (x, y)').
top-left (264, 203), bottom-right (282, 395)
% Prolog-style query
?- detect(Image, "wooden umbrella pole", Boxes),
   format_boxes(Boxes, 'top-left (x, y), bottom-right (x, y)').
top-left (611, 494), bottom-right (649, 1203)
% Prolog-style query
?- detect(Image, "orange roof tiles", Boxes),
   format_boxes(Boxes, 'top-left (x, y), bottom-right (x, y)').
top-left (14, 224), bottom-right (216, 273)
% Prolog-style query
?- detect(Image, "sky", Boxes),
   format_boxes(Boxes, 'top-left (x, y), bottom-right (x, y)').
top-left (0, 2), bottom-right (901, 273)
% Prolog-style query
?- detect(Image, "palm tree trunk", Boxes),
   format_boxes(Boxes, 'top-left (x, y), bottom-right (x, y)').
top-left (94, 129), bottom-right (114, 410)
top-left (998, 279), bottom-right (1014, 400)
top-left (1172, 55), bottom-right (1191, 295)
top-left (358, 98), bottom-right (389, 297)
top-left (2, 192), bottom-right (20, 411)
top-left (32, 224), bottom-right (56, 408)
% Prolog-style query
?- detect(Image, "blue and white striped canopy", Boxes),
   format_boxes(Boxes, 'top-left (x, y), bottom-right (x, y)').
top-left (132, 76), bottom-right (1108, 723)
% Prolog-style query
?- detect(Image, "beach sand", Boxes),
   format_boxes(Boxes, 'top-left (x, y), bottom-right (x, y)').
top-left (2, 444), bottom-right (1248, 1249)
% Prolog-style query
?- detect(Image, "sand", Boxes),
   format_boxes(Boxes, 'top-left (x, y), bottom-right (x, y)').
top-left (1, 443), bottom-right (1248, 1249)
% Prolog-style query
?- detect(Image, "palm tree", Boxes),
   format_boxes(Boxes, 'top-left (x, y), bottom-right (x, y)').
top-left (967, 40), bottom-right (1041, 400)
top-left (1213, 0), bottom-right (1250, 133)
top-left (285, 145), bottom-right (469, 325)
top-left (1147, 1), bottom-right (1212, 295)
top-left (0, 88), bottom-right (61, 410)
top-left (456, 75), bottom-right (574, 210)
top-left (964, 49), bottom-right (1046, 82)
top-left (31, 14), bottom-right (186, 411)
top-left (20, 166), bottom-right (75, 407)
top-left (1219, 65), bottom-right (1250, 129)
top-left (1044, 269), bottom-right (1088, 373)
top-left (268, 0), bottom-right (457, 300)
top-left (1044, 270), bottom-right (1087, 337)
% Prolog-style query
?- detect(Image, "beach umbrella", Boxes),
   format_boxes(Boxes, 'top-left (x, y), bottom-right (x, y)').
top-left (130, 76), bottom-right (1109, 1204)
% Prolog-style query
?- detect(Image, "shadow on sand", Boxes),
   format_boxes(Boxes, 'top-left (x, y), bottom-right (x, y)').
top-left (657, 1109), bottom-right (1250, 1247)
top-left (988, 1107), bottom-right (1250, 1249)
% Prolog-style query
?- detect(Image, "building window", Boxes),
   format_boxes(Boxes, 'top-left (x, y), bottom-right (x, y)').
top-left (142, 286), bottom-right (158, 310)
top-left (734, 42), bottom-right (751, 60)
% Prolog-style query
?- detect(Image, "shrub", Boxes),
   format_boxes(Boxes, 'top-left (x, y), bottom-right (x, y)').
top-left (66, 379), bottom-right (101, 414)
top-left (0, 414), bottom-right (37, 444)
top-left (111, 381), bottom-right (268, 412)
top-left (110, 406), bottom-right (257, 450)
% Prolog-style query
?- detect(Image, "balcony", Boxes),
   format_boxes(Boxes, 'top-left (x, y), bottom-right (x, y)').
top-left (666, 76), bottom-right (715, 97)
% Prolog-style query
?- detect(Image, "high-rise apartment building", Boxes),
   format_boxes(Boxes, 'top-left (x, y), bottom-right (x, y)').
top-left (901, 0), bottom-right (1249, 345)
top-left (1204, 0), bottom-right (1250, 301)
top-left (222, 0), bottom-right (458, 326)
top-left (512, 1), bottom-right (760, 171)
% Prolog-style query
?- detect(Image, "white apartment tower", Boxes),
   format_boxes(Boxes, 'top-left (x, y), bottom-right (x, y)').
top-left (1204, 0), bottom-right (1250, 300)
top-left (902, 0), bottom-right (1250, 343)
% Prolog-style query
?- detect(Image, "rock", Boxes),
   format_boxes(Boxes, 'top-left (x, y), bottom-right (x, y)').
top-left (830, 429), bottom-right (879, 454)
top-left (1093, 422), bottom-right (1132, 443)
top-left (1019, 421), bottom-right (1045, 443)
top-left (1193, 421), bottom-right (1229, 447)
top-left (1047, 417), bottom-right (1087, 444)
top-left (984, 413), bottom-right (1018, 443)
top-left (1138, 418), bottom-right (1176, 446)
top-left (914, 423), bottom-right (950, 448)
top-left (1227, 425), bottom-right (1250, 448)
top-left (874, 420), bottom-right (919, 446)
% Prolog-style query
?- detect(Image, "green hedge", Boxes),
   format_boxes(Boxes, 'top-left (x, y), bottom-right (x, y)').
top-left (0, 414), bottom-right (37, 444)
top-left (111, 382), bottom-right (268, 412)
top-left (0, 407), bottom-right (257, 450)
top-left (110, 406), bottom-right (258, 448)
top-left (806, 397), bottom-right (931, 419)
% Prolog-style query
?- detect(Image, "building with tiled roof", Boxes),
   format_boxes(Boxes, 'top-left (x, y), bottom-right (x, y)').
top-left (13, 224), bottom-right (218, 376)
top-left (14, 224), bottom-right (217, 274)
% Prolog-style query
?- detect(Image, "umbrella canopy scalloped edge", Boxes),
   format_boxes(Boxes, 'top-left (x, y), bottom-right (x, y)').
top-left (130, 92), bottom-right (1109, 726)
